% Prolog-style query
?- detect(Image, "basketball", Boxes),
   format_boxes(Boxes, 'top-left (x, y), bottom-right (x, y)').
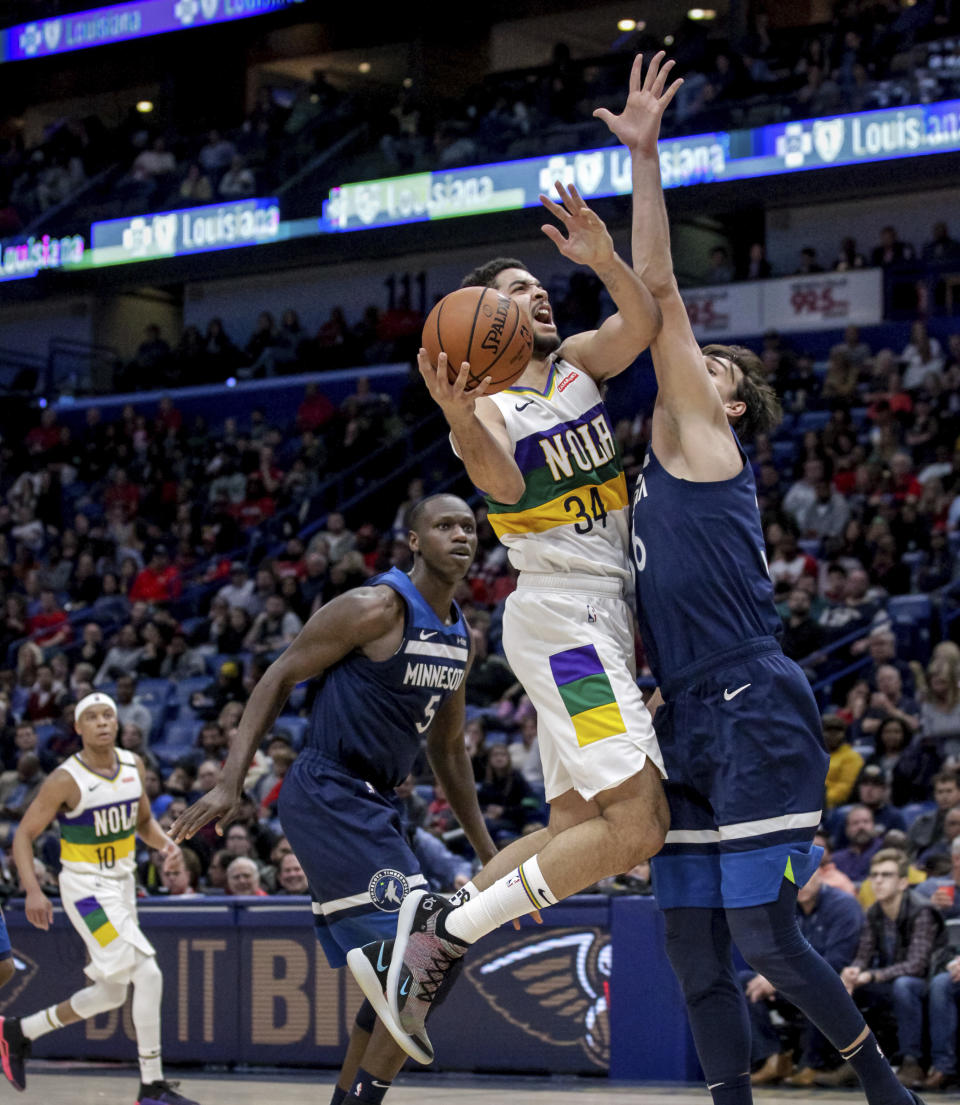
top-left (422, 286), bottom-right (534, 394)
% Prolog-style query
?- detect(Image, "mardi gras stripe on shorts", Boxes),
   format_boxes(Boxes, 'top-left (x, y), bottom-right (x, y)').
top-left (485, 403), bottom-right (627, 538)
top-left (74, 895), bottom-right (119, 947)
top-left (549, 644), bottom-right (626, 747)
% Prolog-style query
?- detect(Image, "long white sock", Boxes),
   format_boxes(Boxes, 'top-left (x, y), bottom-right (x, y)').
top-left (447, 879), bottom-right (478, 906)
top-left (443, 855), bottom-right (558, 945)
top-left (20, 1005), bottom-right (66, 1041)
top-left (131, 953), bottom-right (164, 1085)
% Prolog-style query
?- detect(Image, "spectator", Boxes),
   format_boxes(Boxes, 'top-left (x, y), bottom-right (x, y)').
top-left (871, 226), bottom-right (916, 267)
top-left (920, 657), bottom-right (960, 755)
top-left (909, 772), bottom-right (960, 857)
top-left (814, 828), bottom-right (857, 897)
top-left (114, 674), bottom-right (153, 737)
top-left (798, 479), bottom-right (851, 541)
top-left (860, 665), bottom-right (921, 739)
top-left (94, 624), bottom-right (144, 684)
top-left (740, 241), bottom-right (771, 281)
top-left (768, 530), bottom-right (817, 587)
top-left (851, 764), bottom-right (907, 837)
top-left (311, 512), bottom-right (355, 562)
top-left (225, 856), bottom-right (267, 897)
top-left (783, 459), bottom-right (826, 525)
top-left (218, 155), bottom-right (255, 198)
top-left (705, 245), bottom-right (734, 283)
top-left (24, 664), bottom-right (66, 722)
top-left (275, 851), bottom-right (309, 894)
top-left (830, 325), bottom-right (872, 368)
top-left (745, 867), bottom-right (864, 1086)
top-left (832, 805), bottom-right (884, 884)
top-left (179, 163), bottom-right (212, 203)
top-left (243, 594), bottom-right (302, 655)
top-left (129, 545), bottom-right (182, 604)
top-left (916, 835), bottom-right (960, 921)
top-left (204, 848), bottom-right (232, 893)
top-left (901, 320), bottom-right (945, 391)
top-left (216, 562), bottom-right (256, 613)
top-left (478, 742), bottom-right (542, 844)
top-left (0, 752), bottom-right (46, 844)
top-left (26, 589), bottom-right (71, 649)
top-left (198, 130), bottom-right (236, 177)
top-left (925, 941), bottom-right (960, 1091)
top-left (190, 661), bottom-right (245, 722)
top-left (917, 805), bottom-right (960, 868)
top-left (921, 221), bottom-right (960, 263)
top-left (509, 713), bottom-right (544, 791)
top-left (834, 237), bottom-right (867, 271)
top-left (823, 715), bottom-right (864, 809)
top-left (795, 246), bottom-right (825, 275)
top-left (835, 849), bottom-right (946, 1090)
top-left (160, 848), bottom-right (202, 898)
top-left (130, 137), bottom-right (175, 185)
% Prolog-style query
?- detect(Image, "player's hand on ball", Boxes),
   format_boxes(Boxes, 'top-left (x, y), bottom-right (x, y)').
top-left (593, 51), bottom-right (682, 156)
top-left (170, 782), bottom-right (242, 842)
top-left (25, 887), bottom-right (54, 931)
top-left (539, 181), bottom-right (614, 270)
top-left (417, 349), bottom-right (491, 419)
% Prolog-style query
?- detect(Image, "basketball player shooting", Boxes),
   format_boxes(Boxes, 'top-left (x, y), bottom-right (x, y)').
top-left (357, 130), bottom-right (671, 1065)
top-left (596, 51), bottom-right (922, 1105)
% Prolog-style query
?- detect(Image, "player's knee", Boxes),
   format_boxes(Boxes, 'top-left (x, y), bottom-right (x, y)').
top-left (354, 999), bottom-right (376, 1034)
top-left (0, 958), bottom-right (15, 989)
top-left (72, 979), bottom-right (128, 1018)
top-left (133, 953), bottom-right (162, 985)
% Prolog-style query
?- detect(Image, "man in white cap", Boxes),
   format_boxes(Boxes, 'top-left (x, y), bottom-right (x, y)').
top-left (0, 692), bottom-right (202, 1105)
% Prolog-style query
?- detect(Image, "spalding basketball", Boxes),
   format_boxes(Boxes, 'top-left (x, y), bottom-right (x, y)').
top-left (422, 286), bottom-right (533, 394)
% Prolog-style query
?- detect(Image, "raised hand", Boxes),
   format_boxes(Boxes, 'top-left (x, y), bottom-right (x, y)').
top-left (593, 52), bottom-right (682, 156)
top-left (539, 181), bottom-right (614, 269)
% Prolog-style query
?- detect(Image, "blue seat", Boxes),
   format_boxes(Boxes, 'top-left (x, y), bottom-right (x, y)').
top-left (173, 676), bottom-right (210, 707)
top-left (900, 801), bottom-right (935, 829)
top-left (887, 595), bottom-right (931, 625)
top-left (273, 716), bottom-right (308, 749)
top-left (796, 410), bottom-right (832, 433)
top-left (798, 538), bottom-right (821, 557)
top-left (33, 724), bottom-right (58, 752)
top-left (150, 718), bottom-right (204, 769)
top-left (135, 679), bottom-right (174, 733)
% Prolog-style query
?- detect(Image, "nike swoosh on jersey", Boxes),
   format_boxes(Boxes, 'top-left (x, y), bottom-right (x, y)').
top-left (419, 630), bottom-right (438, 641)
top-left (723, 684), bottom-right (751, 701)
top-left (88, 783), bottom-right (102, 791)
top-left (515, 401), bottom-right (533, 411)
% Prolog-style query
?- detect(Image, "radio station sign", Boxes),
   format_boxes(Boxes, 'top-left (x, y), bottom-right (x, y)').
top-left (323, 98), bottom-right (960, 232)
top-left (1, 0), bottom-right (303, 64)
top-left (91, 197), bottom-right (281, 265)
top-left (680, 268), bottom-right (883, 340)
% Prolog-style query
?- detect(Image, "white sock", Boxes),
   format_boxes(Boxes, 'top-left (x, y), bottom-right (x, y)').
top-left (21, 1006), bottom-right (65, 1041)
top-left (447, 880), bottom-right (478, 906)
top-left (444, 855), bottom-right (558, 945)
top-left (131, 953), bottom-right (164, 1085)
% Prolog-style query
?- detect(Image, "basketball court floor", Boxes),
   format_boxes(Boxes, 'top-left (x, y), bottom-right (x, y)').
top-left (20, 1065), bottom-right (856, 1103)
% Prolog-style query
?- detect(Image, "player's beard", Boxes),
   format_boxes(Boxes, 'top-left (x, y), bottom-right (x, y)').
top-left (534, 330), bottom-right (561, 357)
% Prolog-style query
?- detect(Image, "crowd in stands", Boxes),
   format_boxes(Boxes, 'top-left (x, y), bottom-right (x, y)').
top-left (3, 272), bottom-right (960, 1081)
top-left (4, 2), bottom-right (960, 239)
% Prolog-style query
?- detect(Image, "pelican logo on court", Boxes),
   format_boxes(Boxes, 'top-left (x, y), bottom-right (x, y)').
top-left (42, 20), bottom-right (62, 51)
top-left (466, 929), bottom-right (611, 1067)
top-left (19, 23), bottom-right (43, 56)
top-left (368, 868), bottom-right (409, 912)
top-left (775, 122), bottom-right (814, 169)
top-left (0, 949), bottom-right (40, 1010)
top-left (174, 0), bottom-right (200, 25)
top-left (201, 0), bottom-right (220, 17)
top-left (574, 152), bottom-right (605, 196)
top-left (813, 119), bottom-right (845, 162)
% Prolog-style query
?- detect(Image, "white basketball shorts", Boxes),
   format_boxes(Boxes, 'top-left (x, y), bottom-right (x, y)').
top-left (59, 869), bottom-right (156, 985)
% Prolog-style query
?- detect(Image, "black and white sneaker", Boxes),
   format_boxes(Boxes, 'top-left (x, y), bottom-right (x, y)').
top-left (346, 938), bottom-right (434, 1065)
top-left (387, 890), bottom-right (467, 1059)
top-left (0, 1016), bottom-right (30, 1091)
top-left (136, 1079), bottom-right (201, 1104)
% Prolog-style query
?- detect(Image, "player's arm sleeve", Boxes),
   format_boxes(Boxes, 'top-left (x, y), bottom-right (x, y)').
top-left (426, 681), bottom-right (498, 866)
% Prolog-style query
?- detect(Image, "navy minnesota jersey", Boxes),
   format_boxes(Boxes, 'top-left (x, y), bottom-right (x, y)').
top-left (305, 567), bottom-right (469, 789)
top-left (632, 434), bottom-right (782, 684)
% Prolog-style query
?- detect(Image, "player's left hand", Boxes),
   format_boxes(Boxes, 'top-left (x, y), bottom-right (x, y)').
top-left (159, 838), bottom-right (181, 863)
top-left (539, 181), bottom-right (614, 270)
top-left (170, 783), bottom-right (243, 843)
top-left (593, 51), bottom-right (682, 157)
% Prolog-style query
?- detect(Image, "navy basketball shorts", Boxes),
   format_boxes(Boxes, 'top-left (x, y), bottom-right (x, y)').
top-left (650, 638), bottom-right (828, 911)
top-left (278, 750), bottom-right (427, 968)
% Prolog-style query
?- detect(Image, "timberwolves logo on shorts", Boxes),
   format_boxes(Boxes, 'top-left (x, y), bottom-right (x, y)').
top-left (368, 868), bottom-right (409, 912)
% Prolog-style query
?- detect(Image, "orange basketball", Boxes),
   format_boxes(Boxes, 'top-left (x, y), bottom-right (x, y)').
top-left (422, 286), bottom-right (533, 394)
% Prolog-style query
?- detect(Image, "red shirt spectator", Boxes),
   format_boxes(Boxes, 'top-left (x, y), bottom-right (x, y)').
top-left (154, 396), bottom-right (182, 435)
top-left (25, 410), bottom-right (60, 454)
top-left (129, 547), bottom-right (182, 603)
top-left (104, 469), bottom-right (141, 519)
top-left (296, 384), bottom-right (335, 432)
top-left (27, 590), bottom-right (72, 648)
top-left (25, 665), bottom-right (66, 721)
